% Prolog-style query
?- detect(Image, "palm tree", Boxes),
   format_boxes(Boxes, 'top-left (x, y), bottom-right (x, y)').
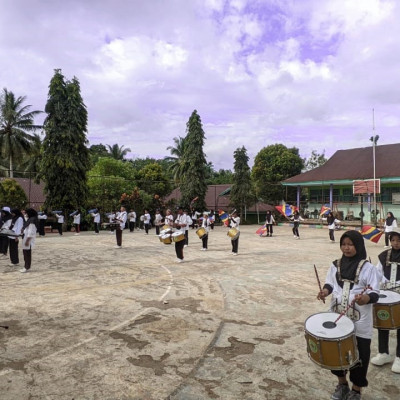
top-left (0, 88), bottom-right (42, 178)
top-left (21, 133), bottom-right (43, 182)
top-left (107, 144), bottom-right (131, 161)
top-left (165, 136), bottom-right (186, 183)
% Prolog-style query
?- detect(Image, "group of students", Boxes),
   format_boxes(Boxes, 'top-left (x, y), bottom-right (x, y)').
top-left (316, 228), bottom-right (400, 400)
top-left (0, 206), bottom-right (39, 273)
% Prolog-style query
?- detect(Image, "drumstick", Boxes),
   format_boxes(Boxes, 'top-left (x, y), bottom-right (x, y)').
top-left (0, 325), bottom-right (9, 329)
top-left (334, 285), bottom-right (372, 324)
top-left (314, 264), bottom-right (325, 304)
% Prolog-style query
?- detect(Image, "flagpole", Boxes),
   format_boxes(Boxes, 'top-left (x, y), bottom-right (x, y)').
top-left (370, 109), bottom-right (379, 228)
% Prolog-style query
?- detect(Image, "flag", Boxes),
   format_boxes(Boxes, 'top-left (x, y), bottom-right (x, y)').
top-left (320, 204), bottom-right (331, 217)
top-left (218, 209), bottom-right (229, 226)
top-left (275, 202), bottom-right (297, 218)
top-left (256, 226), bottom-right (267, 235)
top-left (360, 225), bottom-right (383, 243)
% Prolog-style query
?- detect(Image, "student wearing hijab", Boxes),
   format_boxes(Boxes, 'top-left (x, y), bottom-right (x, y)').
top-left (8, 208), bottom-right (24, 267)
top-left (264, 210), bottom-right (275, 237)
top-left (317, 231), bottom-right (381, 400)
top-left (20, 208), bottom-right (38, 273)
top-left (0, 206), bottom-right (12, 257)
top-left (290, 210), bottom-right (303, 239)
top-left (383, 212), bottom-right (397, 248)
top-left (326, 211), bottom-right (341, 243)
top-left (371, 227), bottom-right (400, 373)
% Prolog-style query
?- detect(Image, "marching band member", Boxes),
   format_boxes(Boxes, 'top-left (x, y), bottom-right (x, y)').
top-left (317, 231), bottom-right (380, 400)
top-left (290, 210), bottom-right (303, 239)
top-left (92, 209), bottom-right (100, 234)
top-left (209, 210), bottom-right (215, 230)
top-left (114, 206), bottom-right (127, 248)
top-left (107, 211), bottom-right (116, 234)
top-left (73, 212), bottom-right (81, 235)
top-left (191, 208), bottom-right (200, 229)
top-left (183, 209), bottom-right (192, 246)
top-left (201, 212), bottom-right (210, 251)
top-left (383, 212), bottom-right (397, 248)
top-left (55, 212), bottom-right (64, 236)
top-left (371, 227), bottom-right (400, 373)
top-left (128, 209), bottom-right (136, 232)
top-left (229, 211), bottom-right (240, 255)
top-left (37, 211), bottom-right (47, 237)
top-left (20, 208), bottom-right (38, 273)
top-left (0, 207), bottom-right (12, 257)
top-left (8, 208), bottom-right (24, 267)
top-left (154, 209), bottom-right (163, 235)
top-left (327, 211), bottom-right (341, 243)
top-left (143, 209), bottom-right (151, 234)
top-left (165, 209), bottom-right (174, 227)
top-left (174, 207), bottom-right (187, 262)
top-left (264, 210), bottom-right (275, 237)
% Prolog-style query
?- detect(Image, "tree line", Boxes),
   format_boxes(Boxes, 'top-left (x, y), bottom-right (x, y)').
top-left (0, 68), bottom-right (327, 219)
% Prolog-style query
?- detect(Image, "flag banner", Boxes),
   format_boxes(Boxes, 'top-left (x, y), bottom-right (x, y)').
top-left (256, 226), bottom-right (267, 235)
top-left (360, 225), bottom-right (383, 243)
top-left (218, 209), bottom-right (229, 226)
top-left (320, 204), bottom-right (331, 217)
top-left (275, 203), bottom-right (297, 218)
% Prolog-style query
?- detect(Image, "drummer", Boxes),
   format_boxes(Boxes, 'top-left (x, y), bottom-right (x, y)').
top-left (174, 207), bottom-right (187, 263)
top-left (371, 227), bottom-right (400, 373)
top-left (317, 231), bottom-right (380, 400)
top-left (229, 211), bottom-right (240, 256)
top-left (200, 212), bottom-right (210, 251)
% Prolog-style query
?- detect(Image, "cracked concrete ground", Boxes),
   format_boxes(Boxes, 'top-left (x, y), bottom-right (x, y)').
top-left (0, 224), bottom-right (399, 400)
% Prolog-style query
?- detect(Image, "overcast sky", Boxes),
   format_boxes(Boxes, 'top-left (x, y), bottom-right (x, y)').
top-left (1, 0), bottom-right (399, 170)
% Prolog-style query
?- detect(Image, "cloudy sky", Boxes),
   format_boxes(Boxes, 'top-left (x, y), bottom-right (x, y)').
top-left (1, 0), bottom-right (399, 170)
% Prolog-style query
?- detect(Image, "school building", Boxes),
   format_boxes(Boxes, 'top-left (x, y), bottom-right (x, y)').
top-left (282, 143), bottom-right (400, 225)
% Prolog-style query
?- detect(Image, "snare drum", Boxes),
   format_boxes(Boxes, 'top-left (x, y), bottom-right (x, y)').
top-left (227, 227), bottom-right (239, 240)
top-left (162, 224), bottom-right (170, 231)
top-left (160, 234), bottom-right (172, 244)
top-left (373, 290), bottom-right (400, 330)
top-left (196, 227), bottom-right (207, 239)
top-left (160, 228), bottom-right (172, 236)
top-left (304, 312), bottom-right (358, 370)
top-left (172, 231), bottom-right (185, 242)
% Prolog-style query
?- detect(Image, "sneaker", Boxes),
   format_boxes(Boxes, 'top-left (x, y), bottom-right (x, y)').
top-left (371, 352), bottom-right (392, 366)
top-left (293, 235), bottom-right (297, 238)
top-left (19, 268), bottom-right (29, 273)
top-left (346, 390), bottom-right (361, 400)
top-left (233, 253), bottom-right (238, 256)
top-left (392, 357), bottom-right (400, 373)
top-left (177, 259), bottom-right (184, 263)
top-left (331, 384), bottom-right (349, 400)
top-left (114, 245), bottom-right (121, 249)
top-left (9, 263), bottom-right (19, 267)
top-left (74, 233), bottom-right (80, 236)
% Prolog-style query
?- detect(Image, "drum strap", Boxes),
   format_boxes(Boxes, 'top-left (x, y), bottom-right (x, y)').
top-left (390, 263), bottom-right (398, 289)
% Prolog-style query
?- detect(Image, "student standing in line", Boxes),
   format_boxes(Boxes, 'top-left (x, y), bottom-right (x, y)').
top-left (92, 209), bottom-right (100, 234)
top-left (8, 208), bottom-right (24, 267)
top-left (183, 209), bottom-right (192, 246)
top-left (20, 208), bottom-right (38, 273)
top-left (128, 209), bottom-right (136, 232)
top-left (154, 209), bottom-right (163, 235)
top-left (114, 206), bottom-right (127, 248)
top-left (384, 212), bottom-right (397, 248)
top-left (201, 212), bottom-right (210, 251)
top-left (0, 207), bottom-right (12, 257)
top-left (143, 209), bottom-right (151, 234)
top-left (291, 210), bottom-right (303, 239)
top-left (55, 212), bottom-right (64, 236)
top-left (317, 231), bottom-right (380, 400)
top-left (37, 211), bottom-right (47, 237)
top-left (73, 211), bottom-right (81, 235)
top-left (371, 227), bottom-right (400, 373)
top-left (229, 211), bottom-right (240, 255)
top-left (174, 207), bottom-right (187, 262)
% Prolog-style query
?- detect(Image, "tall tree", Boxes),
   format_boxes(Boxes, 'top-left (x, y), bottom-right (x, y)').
top-left (21, 133), bottom-right (43, 183)
top-left (107, 144), bottom-right (131, 161)
top-left (41, 70), bottom-right (90, 211)
top-left (304, 150), bottom-right (327, 171)
top-left (179, 110), bottom-right (208, 210)
top-left (164, 136), bottom-right (186, 183)
top-left (252, 144), bottom-right (303, 204)
top-left (0, 88), bottom-right (42, 177)
top-left (230, 146), bottom-right (254, 215)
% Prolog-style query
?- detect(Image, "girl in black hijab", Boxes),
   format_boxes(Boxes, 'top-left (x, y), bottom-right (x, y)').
top-left (8, 208), bottom-right (24, 266)
top-left (318, 230), bottom-right (380, 400)
top-left (384, 212), bottom-right (397, 248)
top-left (20, 208), bottom-right (38, 273)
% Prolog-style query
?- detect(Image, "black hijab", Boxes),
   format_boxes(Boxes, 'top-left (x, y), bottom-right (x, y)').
top-left (378, 231), bottom-right (400, 281)
top-left (336, 230), bottom-right (367, 282)
top-left (327, 212), bottom-right (335, 225)
top-left (386, 212), bottom-right (395, 226)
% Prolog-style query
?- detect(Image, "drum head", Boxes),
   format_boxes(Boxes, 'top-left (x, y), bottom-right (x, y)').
top-left (305, 312), bottom-right (354, 339)
top-left (378, 290), bottom-right (400, 304)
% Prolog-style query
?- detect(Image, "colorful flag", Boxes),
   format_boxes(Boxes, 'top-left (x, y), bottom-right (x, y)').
top-left (218, 209), bottom-right (229, 226)
top-left (320, 204), bottom-right (331, 217)
top-left (275, 202), bottom-right (297, 218)
top-left (256, 226), bottom-right (267, 235)
top-left (360, 225), bottom-right (383, 243)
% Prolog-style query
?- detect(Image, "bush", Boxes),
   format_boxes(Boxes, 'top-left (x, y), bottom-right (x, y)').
top-left (0, 179), bottom-right (28, 209)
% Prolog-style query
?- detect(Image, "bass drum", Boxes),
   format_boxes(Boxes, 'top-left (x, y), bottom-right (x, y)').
top-left (172, 231), bottom-right (185, 242)
top-left (304, 312), bottom-right (358, 370)
top-left (373, 290), bottom-right (400, 330)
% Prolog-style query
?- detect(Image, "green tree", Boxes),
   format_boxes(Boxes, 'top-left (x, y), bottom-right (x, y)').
top-left (0, 178), bottom-right (28, 208)
top-left (179, 110), bottom-right (208, 210)
top-left (41, 70), bottom-right (90, 212)
top-left (230, 146), bottom-right (255, 216)
top-left (136, 163), bottom-right (172, 199)
top-left (107, 144), bottom-right (131, 161)
top-left (252, 144), bottom-right (303, 204)
top-left (21, 133), bottom-right (43, 182)
top-left (89, 143), bottom-right (110, 165)
top-left (207, 168), bottom-right (234, 184)
top-left (0, 88), bottom-right (42, 178)
top-left (165, 136), bottom-right (186, 183)
top-left (304, 150), bottom-right (327, 171)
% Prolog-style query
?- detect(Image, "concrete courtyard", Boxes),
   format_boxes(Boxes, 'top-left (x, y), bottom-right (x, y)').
top-left (0, 224), bottom-right (399, 400)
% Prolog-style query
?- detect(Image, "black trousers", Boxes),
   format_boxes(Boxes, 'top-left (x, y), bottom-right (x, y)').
top-left (292, 223), bottom-right (299, 237)
top-left (329, 229), bottom-right (335, 241)
top-left (0, 236), bottom-right (9, 255)
top-left (156, 225), bottom-right (160, 235)
top-left (9, 238), bottom-right (19, 264)
top-left (58, 223), bottom-right (63, 235)
top-left (266, 224), bottom-right (273, 235)
top-left (385, 232), bottom-right (391, 246)
top-left (38, 220), bottom-right (45, 236)
top-left (185, 230), bottom-right (189, 245)
top-left (94, 223), bottom-right (100, 234)
top-left (116, 228), bottom-right (122, 246)
top-left (145, 223), bottom-right (150, 234)
top-left (378, 328), bottom-right (400, 357)
top-left (175, 239), bottom-right (185, 260)
top-left (202, 234), bottom-right (208, 249)
top-left (129, 221), bottom-right (135, 232)
top-left (231, 237), bottom-right (239, 253)
top-left (331, 336), bottom-right (371, 387)
top-left (23, 248), bottom-right (32, 270)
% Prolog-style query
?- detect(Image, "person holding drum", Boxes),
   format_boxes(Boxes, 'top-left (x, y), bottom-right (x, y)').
top-left (229, 211), bottom-right (240, 255)
top-left (55, 211), bottom-right (64, 236)
top-left (154, 209), bottom-right (163, 235)
top-left (371, 227), bottom-right (400, 373)
top-left (143, 209), bottom-right (151, 234)
top-left (114, 206), bottom-right (127, 249)
top-left (20, 208), bottom-right (38, 273)
top-left (317, 230), bottom-right (380, 400)
top-left (174, 207), bottom-right (187, 262)
top-left (200, 212), bottom-right (210, 251)
top-left (72, 211), bottom-right (81, 235)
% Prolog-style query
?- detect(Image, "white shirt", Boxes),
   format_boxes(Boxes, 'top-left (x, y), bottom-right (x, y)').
top-left (175, 214), bottom-right (187, 230)
top-left (328, 219), bottom-right (340, 230)
top-left (230, 216), bottom-right (240, 230)
top-left (325, 261), bottom-right (380, 339)
top-left (116, 211), bottom-right (127, 229)
top-left (184, 214), bottom-right (192, 231)
top-left (154, 213), bottom-right (163, 226)
top-left (92, 213), bottom-right (100, 223)
top-left (129, 211), bottom-right (136, 222)
top-left (9, 216), bottom-right (24, 239)
top-left (202, 217), bottom-right (210, 233)
top-left (144, 213), bottom-right (151, 224)
top-left (384, 219), bottom-right (398, 233)
top-left (165, 214), bottom-right (174, 227)
top-left (56, 214), bottom-right (64, 224)
top-left (73, 214), bottom-right (81, 225)
top-left (22, 222), bottom-right (37, 250)
top-left (38, 214), bottom-right (47, 221)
